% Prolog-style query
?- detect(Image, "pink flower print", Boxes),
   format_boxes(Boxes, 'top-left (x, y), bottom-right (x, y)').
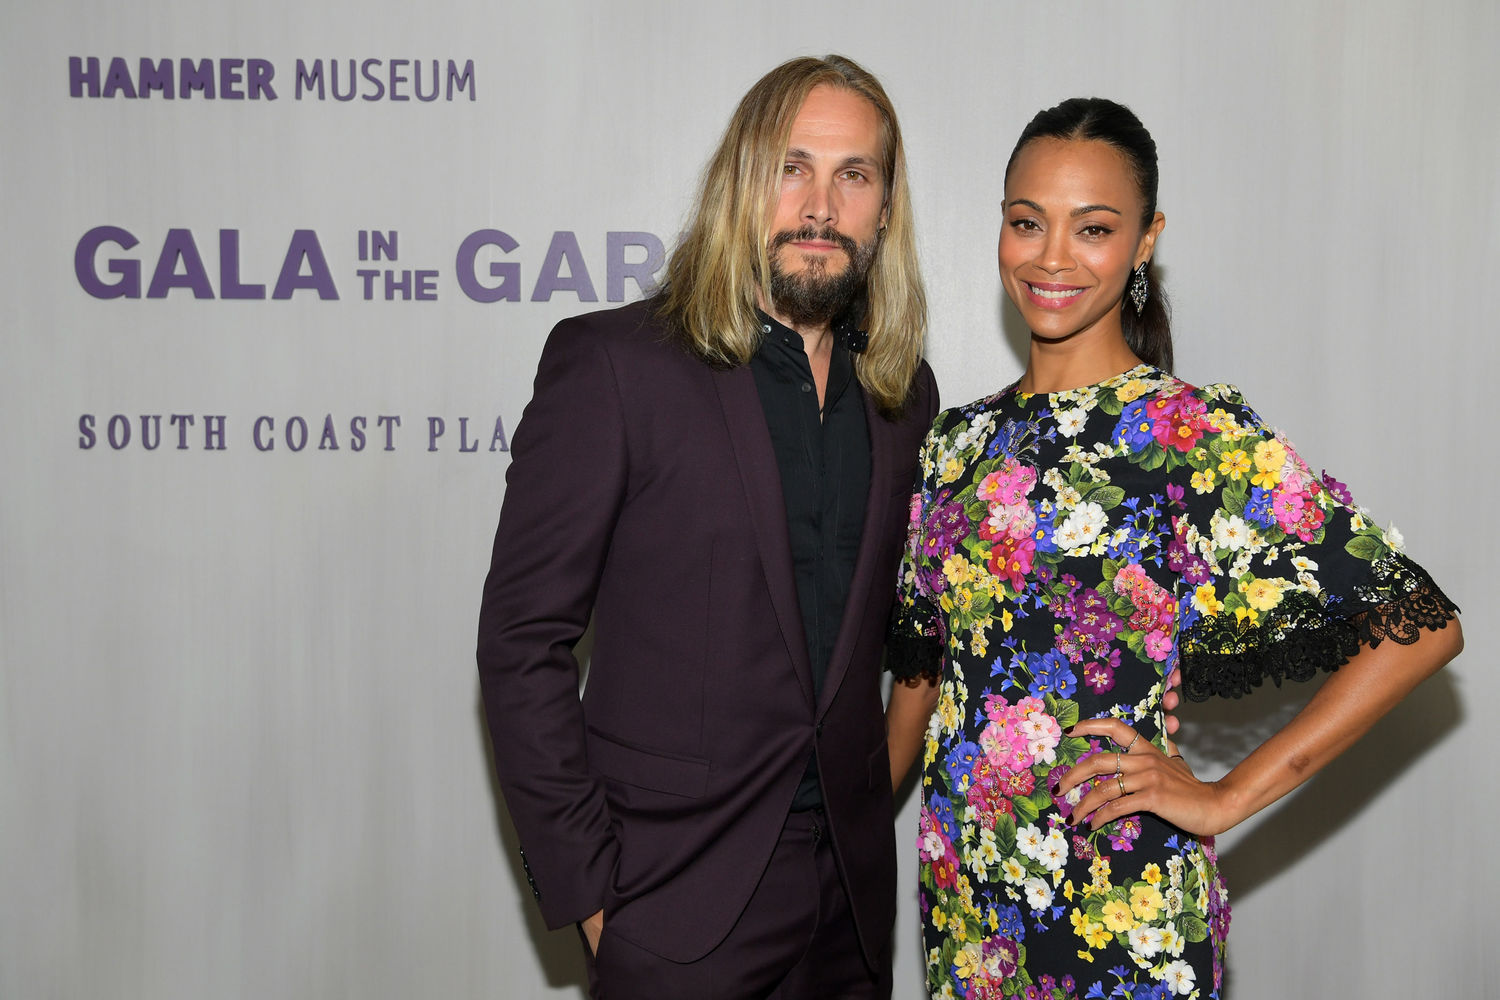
top-left (1144, 628), bottom-right (1173, 661)
top-left (1146, 389), bottom-right (1207, 453)
top-left (1271, 489), bottom-right (1306, 534)
top-left (978, 458), bottom-right (1038, 506)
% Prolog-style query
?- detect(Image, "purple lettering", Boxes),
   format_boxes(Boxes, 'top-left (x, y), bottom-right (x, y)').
top-left (271, 230), bottom-right (338, 300)
top-left (413, 59), bottom-right (439, 102)
top-left (331, 59), bottom-right (356, 102)
top-left (350, 416), bottom-right (367, 451)
top-left (489, 416), bottom-right (510, 453)
top-left (286, 416), bottom-right (308, 452)
top-left (295, 58), bottom-right (323, 100)
top-left (427, 416), bottom-right (444, 451)
top-left (531, 231), bottom-right (597, 302)
top-left (78, 414), bottom-right (97, 449)
top-left (138, 58), bottom-right (174, 98)
top-left (458, 417), bottom-right (478, 452)
top-left (361, 58), bottom-right (384, 101)
top-left (220, 230), bottom-right (266, 299)
top-left (219, 58), bottom-right (244, 100)
top-left (356, 269), bottom-right (379, 299)
top-left (318, 415), bottom-right (339, 451)
top-left (377, 415), bottom-right (400, 451)
top-left (69, 56), bottom-right (101, 98)
top-left (456, 229), bottom-right (520, 303)
top-left (385, 270), bottom-right (412, 300)
top-left (75, 226), bottom-right (140, 299)
top-left (108, 415), bottom-right (131, 449)
top-left (607, 231), bottom-right (665, 300)
top-left (388, 59), bottom-right (409, 101)
top-left (102, 57), bottom-right (137, 99)
top-left (180, 58), bottom-right (214, 98)
top-left (140, 415), bottom-right (162, 451)
top-left (147, 229), bottom-right (214, 299)
top-left (247, 58), bottom-right (276, 100)
top-left (169, 414), bottom-right (195, 449)
top-left (415, 269), bottom-right (438, 300)
top-left (447, 59), bottom-right (475, 101)
top-left (204, 415), bottom-right (227, 450)
top-left (254, 416), bottom-right (275, 451)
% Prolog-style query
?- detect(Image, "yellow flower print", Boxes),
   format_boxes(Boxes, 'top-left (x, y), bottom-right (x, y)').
top-left (1101, 899), bottom-right (1136, 932)
top-left (1129, 884), bottom-right (1165, 921)
top-left (1191, 583), bottom-right (1222, 617)
top-left (940, 456), bottom-right (964, 485)
top-left (1190, 469), bottom-right (1216, 495)
top-left (1083, 921), bottom-right (1112, 949)
top-left (1242, 577), bottom-right (1284, 612)
top-left (1070, 908), bottom-right (1089, 934)
top-left (1218, 449), bottom-right (1251, 481)
top-left (970, 628), bottom-right (989, 658)
top-left (942, 553), bottom-right (973, 586)
top-left (952, 943), bottom-right (980, 979)
top-left (1251, 439), bottom-right (1285, 488)
top-left (1116, 378), bottom-right (1149, 403)
top-left (1142, 863), bottom-right (1162, 885)
top-left (1063, 879), bottom-right (1077, 902)
top-left (1233, 605), bottom-right (1260, 626)
top-left (988, 907), bottom-right (1001, 933)
top-left (1076, 949), bottom-right (1095, 963)
top-left (1001, 608), bottom-right (1014, 633)
top-left (932, 907), bottom-right (948, 931)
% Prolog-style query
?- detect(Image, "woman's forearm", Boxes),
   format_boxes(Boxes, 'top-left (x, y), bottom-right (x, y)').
top-left (887, 676), bottom-right (941, 793)
top-left (1211, 616), bottom-right (1463, 830)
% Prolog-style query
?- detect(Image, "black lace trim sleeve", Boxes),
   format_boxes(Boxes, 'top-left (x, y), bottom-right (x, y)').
top-left (886, 597), bottom-right (945, 684)
top-left (1179, 553), bottom-right (1459, 702)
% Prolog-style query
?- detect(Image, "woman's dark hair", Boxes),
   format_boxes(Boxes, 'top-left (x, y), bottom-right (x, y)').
top-left (1005, 97), bottom-right (1172, 371)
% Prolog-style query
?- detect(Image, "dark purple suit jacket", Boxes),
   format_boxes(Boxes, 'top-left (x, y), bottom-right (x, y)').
top-left (477, 300), bottom-right (937, 965)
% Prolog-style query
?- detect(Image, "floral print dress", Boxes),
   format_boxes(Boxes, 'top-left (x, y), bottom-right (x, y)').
top-left (887, 365), bottom-right (1457, 1000)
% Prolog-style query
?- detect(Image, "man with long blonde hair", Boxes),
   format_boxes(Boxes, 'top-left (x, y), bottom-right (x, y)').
top-left (478, 55), bottom-right (935, 998)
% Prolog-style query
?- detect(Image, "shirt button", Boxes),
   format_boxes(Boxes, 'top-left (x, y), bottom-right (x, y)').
top-left (761, 324), bottom-right (771, 333)
top-left (800, 382), bottom-right (812, 393)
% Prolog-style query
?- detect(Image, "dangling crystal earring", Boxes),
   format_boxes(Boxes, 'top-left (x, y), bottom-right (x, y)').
top-left (1129, 263), bottom-right (1149, 316)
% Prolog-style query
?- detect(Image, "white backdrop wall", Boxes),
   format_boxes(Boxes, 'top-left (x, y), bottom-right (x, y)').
top-left (2, 2), bottom-right (1494, 997)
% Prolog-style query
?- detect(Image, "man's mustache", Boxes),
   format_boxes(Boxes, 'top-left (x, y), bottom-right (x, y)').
top-left (770, 225), bottom-right (861, 258)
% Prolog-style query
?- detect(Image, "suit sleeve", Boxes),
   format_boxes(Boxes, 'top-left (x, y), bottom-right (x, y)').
top-left (477, 315), bottom-right (626, 929)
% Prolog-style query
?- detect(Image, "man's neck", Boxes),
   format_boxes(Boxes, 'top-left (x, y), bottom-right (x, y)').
top-left (756, 292), bottom-right (834, 361)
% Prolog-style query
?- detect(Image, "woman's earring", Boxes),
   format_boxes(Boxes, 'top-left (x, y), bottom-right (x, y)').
top-left (1129, 263), bottom-right (1149, 316)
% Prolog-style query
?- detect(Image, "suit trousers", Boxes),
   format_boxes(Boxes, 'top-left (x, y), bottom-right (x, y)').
top-left (581, 810), bottom-right (891, 1000)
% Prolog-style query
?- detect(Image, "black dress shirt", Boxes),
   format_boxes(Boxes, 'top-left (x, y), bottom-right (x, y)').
top-left (749, 312), bottom-right (871, 811)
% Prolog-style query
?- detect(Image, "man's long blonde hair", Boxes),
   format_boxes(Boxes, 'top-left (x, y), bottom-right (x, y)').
top-left (653, 55), bottom-right (927, 417)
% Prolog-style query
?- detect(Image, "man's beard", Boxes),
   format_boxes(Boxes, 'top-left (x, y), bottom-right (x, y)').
top-left (766, 225), bottom-right (878, 327)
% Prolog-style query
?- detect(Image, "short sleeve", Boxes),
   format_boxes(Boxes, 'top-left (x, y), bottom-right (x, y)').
top-left (886, 417), bottom-right (949, 683)
top-left (1167, 385), bottom-right (1459, 700)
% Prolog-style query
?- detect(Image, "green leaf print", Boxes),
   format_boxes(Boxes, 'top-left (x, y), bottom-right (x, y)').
top-left (1345, 533), bottom-right (1389, 562)
top-left (1177, 912), bottom-right (1209, 943)
top-left (1087, 484), bottom-right (1126, 510)
top-left (1013, 794), bottom-right (1040, 825)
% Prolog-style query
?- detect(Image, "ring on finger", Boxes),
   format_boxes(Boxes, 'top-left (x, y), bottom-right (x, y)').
top-left (1114, 752), bottom-right (1122, 776)
top-left (1123, 732), bottom-right (1140, 754)
top-left (1117, 773), bottom-right (1127, 797)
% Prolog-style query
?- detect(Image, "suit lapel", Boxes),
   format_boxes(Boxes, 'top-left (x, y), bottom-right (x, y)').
top-left (818, 392), bottom-right (894, 716)
top-left (711, 365), bottom-right (816, 710)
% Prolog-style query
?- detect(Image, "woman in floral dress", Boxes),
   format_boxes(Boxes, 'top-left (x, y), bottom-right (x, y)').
top-left (884, 99), bottom-right (1462, 1000)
